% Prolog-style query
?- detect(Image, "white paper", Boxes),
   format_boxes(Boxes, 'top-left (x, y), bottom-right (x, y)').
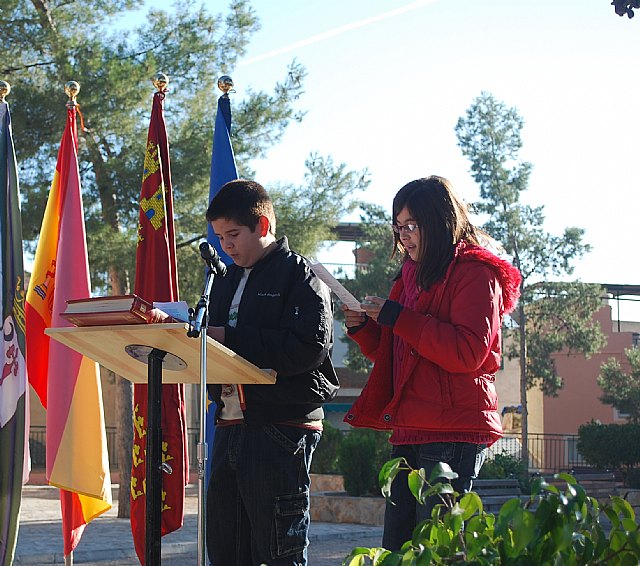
top-left (153, 301), bottom-right (190, 322)
top-left (309, 261), bottom-right (364, 312)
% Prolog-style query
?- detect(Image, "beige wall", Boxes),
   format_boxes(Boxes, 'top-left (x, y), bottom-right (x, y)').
top-left (494, 338), bottom-right (544, 435)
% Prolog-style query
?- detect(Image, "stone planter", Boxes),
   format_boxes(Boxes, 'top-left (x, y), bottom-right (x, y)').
top-left (310, 492), bottom-right (385, 525)
top-left (310, 473), bottom-right (384, 525)
top-left (310, 473), bottom-right (344, 492)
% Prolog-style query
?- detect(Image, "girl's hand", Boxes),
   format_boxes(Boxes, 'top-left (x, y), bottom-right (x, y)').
top-left (341, 304), bottom-right (366, 328)
top-left (360, 296), bottom-right (386, 322)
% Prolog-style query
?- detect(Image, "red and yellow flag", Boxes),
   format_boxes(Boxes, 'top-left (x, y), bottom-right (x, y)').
top-left (130, 87), bottom-right (188, 563)
top-left (24, 103), bottom-right (112, 557)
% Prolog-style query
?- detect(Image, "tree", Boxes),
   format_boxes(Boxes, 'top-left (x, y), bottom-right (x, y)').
top-left (269, 154), bottom-right (369, 258)
top-left (178, 154), bottom-right (368, 306)
top-left (612, 0), bottom-right (640, 18)
top-left (2, 0), bottom-right (364, 514)
top-left (3, 0), bottom-right (307, 297)
top-left (598, 347), bottom-right (640, 423)
top-left (455, 92), bottom-right (606, 465)
top-left (339, 203), bottom-right (402, 374)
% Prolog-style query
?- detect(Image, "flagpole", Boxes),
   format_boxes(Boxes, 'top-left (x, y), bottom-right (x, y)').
top-left (142, 73), bottom-right (170, 566)
top-left (63, 79), bottom-right (79, 566)
top-left (195, 75), bottom-right (236, 566)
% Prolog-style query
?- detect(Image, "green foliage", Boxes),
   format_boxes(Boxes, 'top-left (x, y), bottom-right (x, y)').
top-left (455, 92), bottom-right (605, 397)
top-left (578, 421), bottom-right (640, 480)
top-left (310, 421), bottom-right (343, 475)
top-left (270, 154), bottom-right (369, 259)
top-left (505, 281), bottom-right (607, 396)
top-left (338, 203), bottom-right (402, 375)
top-left (612, 0), bottom-right (640, 18)
top-left (479, 452), bottom-right (531, 494)
top-left (345, 459), bottom-right (640, 565)
top-left (2, 0), bottom-right (364, 304)
top-left (598, 347), bottom-right (640, 423)
top-left (337, 429), bottom-right (391, 496)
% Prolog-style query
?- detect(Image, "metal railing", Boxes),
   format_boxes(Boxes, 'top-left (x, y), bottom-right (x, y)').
top-left (30, 426), bottom-right (590, 475)
top-left (487, 432), bottom-right (589, 474)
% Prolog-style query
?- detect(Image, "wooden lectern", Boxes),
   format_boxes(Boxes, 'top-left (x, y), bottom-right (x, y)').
top-left (45, 322), bottom-right (275, 565)
top-left (45, 322), bottom-right (276, 385)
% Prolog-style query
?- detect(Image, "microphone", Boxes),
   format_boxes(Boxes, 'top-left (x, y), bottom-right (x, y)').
top-left (199, 241), bottom-right (227, 276)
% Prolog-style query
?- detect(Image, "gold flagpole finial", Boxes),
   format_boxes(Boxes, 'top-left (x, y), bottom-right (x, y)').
top-left (65, 81), bottom-right (80, 108)
top-left (218, 76), bottom-right (234, 96)
top-left (152, 73), bottom-right (169, 92)
top-left (0, 81), bottom-right (11, 103)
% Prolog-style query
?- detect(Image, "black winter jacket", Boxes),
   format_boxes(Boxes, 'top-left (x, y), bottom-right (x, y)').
top-left (207, 237), bottom-right (339, 423)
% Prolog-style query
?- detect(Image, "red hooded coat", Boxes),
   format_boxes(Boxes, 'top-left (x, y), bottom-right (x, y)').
top-left (344, 242), bottom-right (521, 445)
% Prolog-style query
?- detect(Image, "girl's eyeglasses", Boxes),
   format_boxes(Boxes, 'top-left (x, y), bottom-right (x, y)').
top-left (392, 223), bottom-right (419, 235)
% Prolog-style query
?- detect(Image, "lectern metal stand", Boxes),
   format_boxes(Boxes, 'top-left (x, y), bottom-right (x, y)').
top-left (197, 324), bottom-right (208, 565)
top-left (146, 348), bottom-right (166, 566)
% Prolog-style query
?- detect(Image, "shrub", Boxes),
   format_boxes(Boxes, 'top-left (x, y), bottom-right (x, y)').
top-left (345, 459), bottom-right (640, 565)
top-left (578, 421), bottom-right (640, 481)
top-left (337, 428), bottom-right (391, 496)
top-left (310, 421), bottom-right (343, 474)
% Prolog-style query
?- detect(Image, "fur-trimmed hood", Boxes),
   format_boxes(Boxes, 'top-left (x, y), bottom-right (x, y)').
top-left (455, 241), bottom-right (522, 314)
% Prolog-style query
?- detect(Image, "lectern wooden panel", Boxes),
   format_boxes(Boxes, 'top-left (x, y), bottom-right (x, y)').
top-left (45, 322), bottom-right (275, 385)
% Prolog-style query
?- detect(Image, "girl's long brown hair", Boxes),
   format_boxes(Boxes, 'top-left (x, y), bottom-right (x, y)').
top-left (392, 176), bottom-right (481, 290)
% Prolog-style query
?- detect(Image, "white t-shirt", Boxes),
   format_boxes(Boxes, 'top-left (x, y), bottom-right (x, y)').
top-left (219, 268), bottom-right (252, 421)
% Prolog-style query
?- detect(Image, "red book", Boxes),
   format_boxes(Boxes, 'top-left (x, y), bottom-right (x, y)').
top-left (60, 294), bottom-right (155, 326)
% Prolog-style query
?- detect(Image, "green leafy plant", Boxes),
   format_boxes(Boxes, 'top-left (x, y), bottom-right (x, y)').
top-left (344, 458), bottom-right (640, 565)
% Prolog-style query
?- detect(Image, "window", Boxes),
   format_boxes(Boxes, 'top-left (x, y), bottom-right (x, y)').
top-left (614, 408), bottom-right (630, 420)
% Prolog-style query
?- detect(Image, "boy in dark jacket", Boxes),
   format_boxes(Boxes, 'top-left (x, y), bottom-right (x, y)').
top-left (204, 179), bottom-right (339, 566)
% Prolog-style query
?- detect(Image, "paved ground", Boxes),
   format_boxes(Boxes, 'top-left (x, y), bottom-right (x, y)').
top-left (14, 484), bottom-right (383, 565)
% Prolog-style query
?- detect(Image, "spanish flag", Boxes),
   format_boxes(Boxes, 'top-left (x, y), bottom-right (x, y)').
top-left (24, 102), bottom-right (112, 558)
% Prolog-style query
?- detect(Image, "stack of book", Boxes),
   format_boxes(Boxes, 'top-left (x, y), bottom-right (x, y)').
top-left (60, 295), bottom-right (158, 326)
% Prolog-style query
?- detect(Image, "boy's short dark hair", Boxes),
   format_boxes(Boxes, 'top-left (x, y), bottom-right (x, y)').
top-left (206, 179), bottom-right (276, 234)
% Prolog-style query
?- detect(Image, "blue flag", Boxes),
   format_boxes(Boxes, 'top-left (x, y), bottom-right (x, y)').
top-left (205, 94), bottom-right (238, 498)
top-left (0, 97), bottom-right (28, 566)
top-left (207, 94), bottom-right (238, 257)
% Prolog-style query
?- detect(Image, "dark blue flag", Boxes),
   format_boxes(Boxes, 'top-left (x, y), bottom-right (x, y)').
top-left (207, 94), bottom-right (238, 257)
top-left (204, 93), bottom-right (238, 505)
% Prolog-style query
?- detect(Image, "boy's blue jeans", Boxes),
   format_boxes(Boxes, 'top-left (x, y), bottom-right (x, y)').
top-left (206, 423), bottom-right (321, 566)
top-left (382, 441), bottom-right (487, 550)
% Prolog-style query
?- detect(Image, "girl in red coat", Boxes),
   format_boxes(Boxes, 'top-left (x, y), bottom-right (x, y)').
top-left (342, 176), bottom-right (521, 550)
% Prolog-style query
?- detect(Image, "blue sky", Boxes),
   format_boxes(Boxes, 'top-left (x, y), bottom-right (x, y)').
top-left (150, 0), bottom-right (640, 318)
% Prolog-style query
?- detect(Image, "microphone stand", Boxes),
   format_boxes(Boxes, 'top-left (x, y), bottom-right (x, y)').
top-left (187, 263), bottom-right (217, 566)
